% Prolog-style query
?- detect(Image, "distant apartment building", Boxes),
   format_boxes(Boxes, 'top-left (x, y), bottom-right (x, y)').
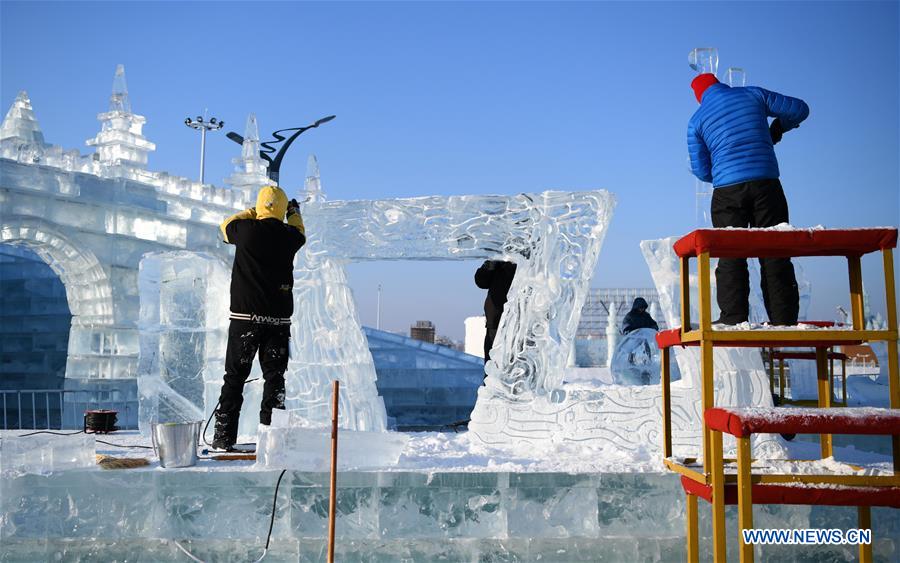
top-left (410, 320), bottom-right (436, 344)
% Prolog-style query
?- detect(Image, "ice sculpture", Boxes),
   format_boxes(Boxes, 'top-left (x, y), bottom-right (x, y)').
top-left (287, 244), bottom-right (389, 431)
top-left (132, 159), bottom-right (615, 436)
top-left (688, 47), bottom-right (719, 75)
top-left (137, 251), bottom-right (273, 438)
top-left (224, 113), bottom-right (269, 202)
top-left (609, 328), bottom-right (663, 385)
top-left (138, 253), bottom-right (227, 429)
top-left (688, 48), bottom-right (719, 227)
top-left (725, 67), bottom-right (746, 87)
top-left (1, 67), bottom-right (254, 380)
top-left (289, 184), bottom-right (615, 435)
top-left (86, 64), bottom-right (156, 168)
top-left (0, 91), bottom-right (45, 164)
top-left (639, 237), bottom-right (785, 456)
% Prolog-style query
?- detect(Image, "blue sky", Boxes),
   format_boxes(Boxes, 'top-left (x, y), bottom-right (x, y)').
top-left (2, 1), bottom-right (898, 339)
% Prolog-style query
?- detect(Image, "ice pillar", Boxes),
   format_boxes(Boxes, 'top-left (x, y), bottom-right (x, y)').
top-left (605, 302), bottom-right (619, 368)
top-left (689, 48), bottom-right (719, 227)
top-left (137, 252), bottom-right (231, 434)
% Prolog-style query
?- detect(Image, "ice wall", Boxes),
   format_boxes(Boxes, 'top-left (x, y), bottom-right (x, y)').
top-left (10, 469), bottom-right (880, 562)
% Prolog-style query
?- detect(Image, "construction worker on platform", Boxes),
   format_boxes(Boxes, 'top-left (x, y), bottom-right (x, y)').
top-left (212, 185), bottom-right (306, 451)
top-left (687, 73), bottom-right (809, 326)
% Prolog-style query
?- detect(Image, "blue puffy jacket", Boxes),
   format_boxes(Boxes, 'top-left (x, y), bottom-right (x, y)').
top-left (688, 83), bottom-right (809, 188)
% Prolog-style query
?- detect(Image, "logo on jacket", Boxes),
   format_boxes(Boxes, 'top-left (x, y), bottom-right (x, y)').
top-left (250, 313), bottom-right (289, 324)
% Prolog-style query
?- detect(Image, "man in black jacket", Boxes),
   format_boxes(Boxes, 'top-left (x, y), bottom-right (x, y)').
top-left (212, 185), bottom-right (306, 451)
top-left (474, 260), bottom-right (517, 372)
top-left (622, 297), bottom-right (659, 334)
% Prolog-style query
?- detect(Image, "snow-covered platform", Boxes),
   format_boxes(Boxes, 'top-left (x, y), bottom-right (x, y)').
top-left (2, 431), bottom-right (899, 562)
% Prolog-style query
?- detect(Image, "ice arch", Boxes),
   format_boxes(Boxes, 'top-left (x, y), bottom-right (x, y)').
top-left (289, 189), bottom-right (616, 433)
top-left (0, 218), bottom-right (116, 378)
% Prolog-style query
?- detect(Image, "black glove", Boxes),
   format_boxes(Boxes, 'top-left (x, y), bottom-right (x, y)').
top-left (286, 198), bottom-right (300, 217)
top-left (769, 118), bottom-right (784, 145)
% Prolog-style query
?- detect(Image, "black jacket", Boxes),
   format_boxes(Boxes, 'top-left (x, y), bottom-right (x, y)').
top-left (622, 297), bottom-right (659, 334)
top-left (475, 260), bottom-right (517, 329)
top-left (225, 218), bottom-right (305, 323)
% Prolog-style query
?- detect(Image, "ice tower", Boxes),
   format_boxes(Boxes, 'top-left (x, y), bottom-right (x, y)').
top-left (303, 155), bottom-right (323, 203)
top-left (86, 65), bottom-right (156, 170)
top-left (225, 113), bottom-right (270, 200)
top-left (0, 91), bottom-right (46, 152)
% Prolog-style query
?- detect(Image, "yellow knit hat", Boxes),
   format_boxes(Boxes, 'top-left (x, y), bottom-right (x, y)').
top-left (255, 185), bottom-right (288, 220)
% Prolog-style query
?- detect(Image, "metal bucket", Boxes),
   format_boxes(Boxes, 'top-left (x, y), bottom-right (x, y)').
top-left (151, 421), bottom-right (202, 468)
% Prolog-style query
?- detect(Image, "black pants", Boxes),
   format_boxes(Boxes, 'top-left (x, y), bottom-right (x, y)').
top-left (483, 327), bottom-right (498, 382)
top-left (218, 320), bottom-right (289, 429)
top-left (711, 179), bottom-right (799, 325)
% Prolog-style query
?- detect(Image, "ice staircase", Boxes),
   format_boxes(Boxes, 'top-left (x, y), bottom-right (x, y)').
top-left (364, 327), bottom-right (484, 429)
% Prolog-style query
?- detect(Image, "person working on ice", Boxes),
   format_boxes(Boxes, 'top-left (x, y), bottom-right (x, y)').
top-left (212, 185), bottom-right (306, 451)
top-left (474, 260), bottom-right (517, 375)
top-left (622, 297), bottom-right (659, 334)
top-left (687, 73), bottom-right (809, 326)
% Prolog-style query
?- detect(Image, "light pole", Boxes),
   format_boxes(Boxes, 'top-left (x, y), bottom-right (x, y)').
top-left (376, 284), bottom-right (382, 330)
top-left (185, 114), bottom-right (224, 184)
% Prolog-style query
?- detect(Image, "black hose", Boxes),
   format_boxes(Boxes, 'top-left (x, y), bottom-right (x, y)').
top-left (266, 470), bottom-right (288, 550)
top-left (96, 439), bottom-right (154, 450)
top-left (17, 430), bottom-right (85, 438)
top-left (202, 377), bottom-right (260, 448)
top-left (10, 429), bottom-right (152, 449)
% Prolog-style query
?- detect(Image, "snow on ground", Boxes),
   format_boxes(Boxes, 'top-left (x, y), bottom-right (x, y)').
top-left (394, 430), bottom-right (661, 473)
top-left (5, 424), bottom-right (892, 476)
top-left (845, 374), bottom-right (892, 408)
top-left (708, 321), bottom-right (852, 331)
top-left (3, 364), bottom-right (894, 476)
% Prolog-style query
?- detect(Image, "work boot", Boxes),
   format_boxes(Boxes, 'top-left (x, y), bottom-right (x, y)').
top-left (260, 385), bottom-right (286, 426)
top-left (211, 410), bottom-right (239, 451)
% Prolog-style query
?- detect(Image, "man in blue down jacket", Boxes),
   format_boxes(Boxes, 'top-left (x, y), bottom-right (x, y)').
top-left (687, 73), bottom-right (809, 325)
